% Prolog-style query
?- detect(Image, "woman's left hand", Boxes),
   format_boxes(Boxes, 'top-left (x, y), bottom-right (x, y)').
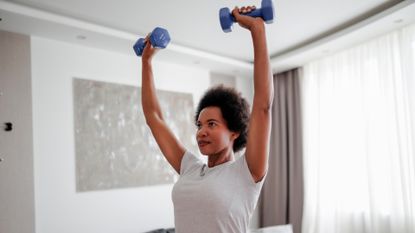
top-left (232, 6), bottom-right (265, 32)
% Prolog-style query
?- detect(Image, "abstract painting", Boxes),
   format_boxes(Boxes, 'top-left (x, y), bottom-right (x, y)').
top-left (73, 78), bottom-right (197, 192)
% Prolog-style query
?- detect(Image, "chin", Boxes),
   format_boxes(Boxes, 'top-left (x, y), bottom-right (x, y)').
top-left (198, 146), bottom-right (217, 156)
top-left (198, 148), bottom-right (210, 156)
top-left (198, 146), bottom-right (227, 157)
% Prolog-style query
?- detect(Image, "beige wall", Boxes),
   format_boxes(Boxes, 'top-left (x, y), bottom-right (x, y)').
top-left (0, 30), bottom-right (35, 233)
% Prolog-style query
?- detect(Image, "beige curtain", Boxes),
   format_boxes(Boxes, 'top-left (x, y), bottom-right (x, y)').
top-left (260, 68), bottom-right (304, 233)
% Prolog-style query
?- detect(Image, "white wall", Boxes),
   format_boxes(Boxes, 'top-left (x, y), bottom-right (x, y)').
top-left (31, 36), bottom-right (253, 233)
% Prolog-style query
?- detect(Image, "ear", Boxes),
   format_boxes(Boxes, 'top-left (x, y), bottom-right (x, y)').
top-left (231, 132), bottom-right (240, 141)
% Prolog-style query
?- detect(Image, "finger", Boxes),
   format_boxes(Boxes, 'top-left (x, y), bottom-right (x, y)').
top-left (143, 40), bottom-right (150, 52)
top-left (240, 6), bottom-right (247, 13)
top-left (144, 38), bottom-right (154, 51)
top-left (145, 34), bottom-right (150, 43)
top-left (246, 5), bottom-right (256, 13)
top-left (232, 7), bottom-right (240, 17)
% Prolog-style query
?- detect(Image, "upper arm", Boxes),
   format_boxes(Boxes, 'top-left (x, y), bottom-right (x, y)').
top-left (146, 114), bottom-right (186, 174)
top-left (244, 103), bottom-right (272, 183)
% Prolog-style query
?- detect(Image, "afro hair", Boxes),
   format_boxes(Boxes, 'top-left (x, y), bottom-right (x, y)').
top-left (195, 85), bottom-right (250, 152)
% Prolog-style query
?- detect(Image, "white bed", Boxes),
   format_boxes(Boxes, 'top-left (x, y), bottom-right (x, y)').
top-left (249, 224), bottom-right (294, 233)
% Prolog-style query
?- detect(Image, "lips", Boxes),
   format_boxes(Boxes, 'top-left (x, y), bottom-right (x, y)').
top-left (198, 140), bottom-right (210, 147)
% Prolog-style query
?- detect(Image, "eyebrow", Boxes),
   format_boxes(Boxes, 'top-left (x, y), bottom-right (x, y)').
top-left (196, 119), bottom-right (219, 124)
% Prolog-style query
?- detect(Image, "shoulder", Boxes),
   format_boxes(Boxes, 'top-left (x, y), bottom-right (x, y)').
top-left (179, 150), bottom-right (203, 175)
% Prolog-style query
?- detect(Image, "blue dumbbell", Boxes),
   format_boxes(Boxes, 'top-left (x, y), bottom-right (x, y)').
top-left (133, 27), bottom-right (171, 56)
top-left (219, 0), bottom-right (275, 33)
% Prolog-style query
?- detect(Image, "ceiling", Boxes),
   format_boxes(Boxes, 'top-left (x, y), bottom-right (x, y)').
top-left (1, 0), bottom-right (415, 77)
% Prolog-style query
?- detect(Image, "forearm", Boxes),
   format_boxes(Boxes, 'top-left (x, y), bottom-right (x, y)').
top-left (251, 24), bottom-right (274, 110)
top-left (141, 60), bottom-right (164, 123)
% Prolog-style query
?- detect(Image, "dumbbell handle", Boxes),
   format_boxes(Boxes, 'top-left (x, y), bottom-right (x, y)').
top-left (229, 8), bottom-right (263, 22)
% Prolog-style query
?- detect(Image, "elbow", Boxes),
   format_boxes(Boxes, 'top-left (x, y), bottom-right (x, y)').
top-left (254, 95), bottom-right (274, 113)
top-left (254, 86), bottom-right (274, 112)
top-left (265, 89), bottom-right (274, 112)
top-left (263, 103), bottom-right (273, 115)
top-left (264, 97), bottom-right (274, 112)
top-left (143, 111), bottom-right (163, 126)
top-left (144, 116), bottom-right (153, 126)
top-left (252, 103), bottom-right (273, 117)
top-left (260, 102), bottom-right (272, 114)
top-left (268, 86), bottom-right (274, 110)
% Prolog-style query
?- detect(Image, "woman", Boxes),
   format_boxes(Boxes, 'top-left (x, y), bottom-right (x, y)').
top-left (141, 5), bottom-right (273, 233)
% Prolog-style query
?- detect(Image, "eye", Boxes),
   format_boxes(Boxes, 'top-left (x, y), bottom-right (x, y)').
top-left (196, 122), bottom-right (202, 129)
top-left (208, 121), bottom-right (217, 127)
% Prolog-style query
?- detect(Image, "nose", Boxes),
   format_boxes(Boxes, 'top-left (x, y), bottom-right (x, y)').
top-left (197, 127), bottom-right (208, 138)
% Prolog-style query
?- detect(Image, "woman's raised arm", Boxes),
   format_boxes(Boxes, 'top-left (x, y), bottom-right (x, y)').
top-left (233, 7), bottom-right (274, 183)
top-left (141, 38), bottom-right (185, 174)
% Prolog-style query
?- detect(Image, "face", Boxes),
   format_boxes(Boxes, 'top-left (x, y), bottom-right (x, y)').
top-left (196, 106), bottom-right (239, 156)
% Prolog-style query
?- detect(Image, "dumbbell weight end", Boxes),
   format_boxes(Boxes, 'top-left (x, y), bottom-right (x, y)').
top-left (149, 27), bottom-right (170, 49)
top-left (133, 38), bottom-right (146, 56)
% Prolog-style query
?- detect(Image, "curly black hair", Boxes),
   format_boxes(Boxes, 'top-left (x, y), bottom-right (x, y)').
top-left (195, 85), bottom-right (250, 152)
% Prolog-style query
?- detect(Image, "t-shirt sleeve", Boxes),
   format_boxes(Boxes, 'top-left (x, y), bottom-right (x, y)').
top-left (239, 154), bottom-right (267, 188)
top-left (179, 150), bottom-right (202, 175)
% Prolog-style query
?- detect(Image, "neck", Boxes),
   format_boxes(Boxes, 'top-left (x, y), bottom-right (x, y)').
top-left (207, 147), bottom-right (235, 167)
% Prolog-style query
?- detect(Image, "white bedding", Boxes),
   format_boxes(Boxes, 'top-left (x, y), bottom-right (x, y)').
top-left (249, 224), bottom-right (293, 233)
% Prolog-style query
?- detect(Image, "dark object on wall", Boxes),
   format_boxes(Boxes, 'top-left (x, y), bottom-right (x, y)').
top-left (4, 122), bottom-right (12, 131)
top-left (144, 228), bottom-right (175, 233)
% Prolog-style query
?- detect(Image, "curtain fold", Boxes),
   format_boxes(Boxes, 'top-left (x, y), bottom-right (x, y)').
top-left (260, 68), bottom-right (304, 233)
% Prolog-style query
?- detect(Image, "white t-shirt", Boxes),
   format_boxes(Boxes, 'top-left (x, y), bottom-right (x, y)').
top-left (172, 151), bottom-right (265, 233)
